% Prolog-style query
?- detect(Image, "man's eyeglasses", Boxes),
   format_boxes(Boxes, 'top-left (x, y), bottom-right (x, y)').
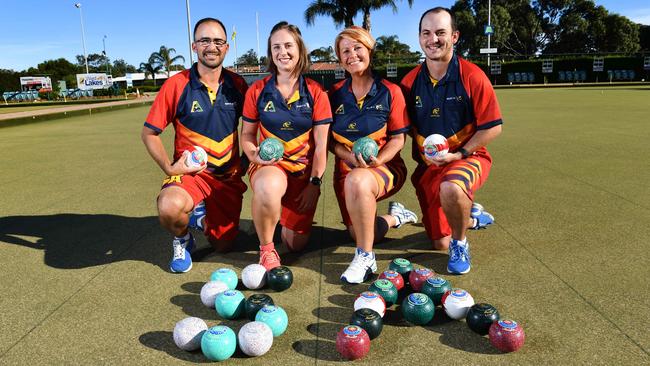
top-left (195, 38), bottom-right (227, 48)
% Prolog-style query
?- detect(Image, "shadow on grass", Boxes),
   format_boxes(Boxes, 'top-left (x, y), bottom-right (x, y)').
top-left (0, 214), bottom-right (257, 271)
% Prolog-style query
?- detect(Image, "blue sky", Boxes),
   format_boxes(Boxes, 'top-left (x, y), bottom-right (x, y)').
top-left (1, 0), bottom-right (649, 72)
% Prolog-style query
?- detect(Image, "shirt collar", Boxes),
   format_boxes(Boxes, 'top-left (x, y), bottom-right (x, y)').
top-left (420, 53), bottom-right (459, 85)
top-left (189, 63), bottom-right (233, 91)
top-left (343, 74), bottom-right (380, 98)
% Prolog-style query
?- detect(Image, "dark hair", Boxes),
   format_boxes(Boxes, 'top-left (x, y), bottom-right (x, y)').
top-left (193, 17), bottom-right (227, 40)
top-left (418, 7), bottom-right (457, 33)
top-left (266, 21), bottom-right (310, 77)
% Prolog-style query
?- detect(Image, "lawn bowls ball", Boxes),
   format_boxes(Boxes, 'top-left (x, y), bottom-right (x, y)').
top-left (245, 293), bottom-right (275, 321)
top-left (255, 305), bottom-right (289, 337)
top-left (267, 266), bottom-right (293, 291)
top-left (378, 270), bottom-right (404, 291)
top-left (354, 291), bottom-right (386, 317)
top-left (259, 137), bottom-right (284, 161)
top-left (423, 134), bottom-right (449, 161)
top-left (489, 319), bottom-right (525, 353)
top-left (209, 268), bottom-right (238, 290)
top-left (401, 293), bottom-right (435, 325)
top-left (368, 279), bottom-right (398, 307)
top-left (201, 325), bottom-right (236, 361)
top-left (200, 280), bottom-right (229, 308)
top-left (409, 268), bottom-right (435, 292)
top-left (352, 137), bottom-right (379, 163)
top-left (388, 258), bottom-right (413, 283)
top-left (421, 276), bottom-right (452, 306)
top-left (242, 263), bottom-right (267, 290)
top-left (238, 321), bottom-right (274, 357)
top-left (173, 317), bottom-right (208, 351)
top-left (336, 325), bottom-right (371, 360)
top-left (467, 303), bottom-right (500, 335)
top-left (442, 288), bottom-right (475, 320)
top-left (350, 308), bottom-right (383, 340)
top-left (215, 290), bottom-right (245, 319)
top-left (185, 146), bottom-right (208, 168)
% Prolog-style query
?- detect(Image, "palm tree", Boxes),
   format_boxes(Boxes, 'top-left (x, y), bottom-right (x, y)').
top-left (360, 0), bottom-right (414, 33)
top-left (304, 0), bottom-right (360, 29)
top-left (150, 46), bottom-right (185, 77)
top-left (139, 55), bottom-right (163, 86)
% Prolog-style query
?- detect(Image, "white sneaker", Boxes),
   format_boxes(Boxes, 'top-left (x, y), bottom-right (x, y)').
top-left (388, 201), bottom-right (418, 228)
top-left (341, 248), bottom-right (377, 284)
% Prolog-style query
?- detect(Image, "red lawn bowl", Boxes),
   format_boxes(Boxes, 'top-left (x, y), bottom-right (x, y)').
top-left (409, 268), bottom-right (435, 292)
top-left (489, 319), bottom-right (526, 353)
top-left (336, 325), bottom-right (371, 360)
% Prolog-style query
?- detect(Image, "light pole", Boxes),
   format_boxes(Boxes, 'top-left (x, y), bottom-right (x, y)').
top-left (103, 35), bottom-right (109, 75)
top-left (185, 0), bottom-right (194, 65)
top-left (75, 3), bottom-right (89, 74)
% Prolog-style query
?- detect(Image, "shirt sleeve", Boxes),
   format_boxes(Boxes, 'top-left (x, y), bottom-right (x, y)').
top-left (144, 78), bottom-right (179, 133)
top-left (242, 82), bottom-right (261, 123)
top-left (310, 82), bottom-right (333, 125)
top-left (386, 83), bottom-right (411, 135)
top-left (468, 70), bottom-right (503, 130)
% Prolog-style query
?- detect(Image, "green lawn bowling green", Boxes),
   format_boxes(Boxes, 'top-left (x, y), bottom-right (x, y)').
top-left (0, 85), bottom-right (649, 364)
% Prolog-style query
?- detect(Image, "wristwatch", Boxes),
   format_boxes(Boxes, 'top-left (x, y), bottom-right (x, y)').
top-left (309, 176), bottom-right (322, 186)
top-left (458, 147), bottom-right (472, 158)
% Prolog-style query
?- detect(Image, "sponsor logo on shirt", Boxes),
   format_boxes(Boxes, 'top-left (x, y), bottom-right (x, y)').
top-left (264, 101), bottom-right (276, 112)
top-left (346, 122), bottom-right (358, 131)
top-left (335, 104), bottom-right (345, 114)
top-left (281, 121), bottom-right (293, 130)
top-left (366, 104), bottom-right (384, 111)
top-left (191, 101), bottom-right (203, 113)
top-left (415, 96), bottom-right (423, 108)
top-left (431, 107), bottom-right (440, 117)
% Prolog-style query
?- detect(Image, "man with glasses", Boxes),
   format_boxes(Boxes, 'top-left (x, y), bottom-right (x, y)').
top-left (142, 18), bottom-right (249, 273)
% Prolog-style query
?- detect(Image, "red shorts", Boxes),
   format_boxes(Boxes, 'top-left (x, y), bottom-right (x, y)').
top-left (334, 155), bottom-right (407, 227)
top-left (249, 164), bottom-right (319, 235)
top-left (161, 172), bottom-right (247, 241)
top-left (411, 148), bottom-right (492, 240)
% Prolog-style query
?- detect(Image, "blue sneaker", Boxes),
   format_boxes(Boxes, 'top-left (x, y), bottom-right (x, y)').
top-left (470, 202), bottom-right (494, 230)
top-left (447, 239), bottom-right (471, 274)
top-left (188, 201), bottom-right (206, 231)
top-left (170, 233), bottom-right (194, 273)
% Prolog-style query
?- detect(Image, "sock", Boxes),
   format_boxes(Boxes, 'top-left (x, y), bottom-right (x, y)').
top-left (456, 237), bottom-right (468, 247)
top-left (472, 217), bottom-right (478, 229)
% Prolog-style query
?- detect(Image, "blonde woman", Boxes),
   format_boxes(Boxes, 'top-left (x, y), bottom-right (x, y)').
top-left (329, 26), bottom-right (417, 283)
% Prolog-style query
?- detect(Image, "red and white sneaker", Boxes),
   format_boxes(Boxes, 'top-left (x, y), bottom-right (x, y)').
top-left (259, 243), bottom-right (281, 271)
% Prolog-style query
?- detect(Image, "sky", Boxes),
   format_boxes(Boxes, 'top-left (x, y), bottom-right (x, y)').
top-left (1, 0), bottom-right (649, 73)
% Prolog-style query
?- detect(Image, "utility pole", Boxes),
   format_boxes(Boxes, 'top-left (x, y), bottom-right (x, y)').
top-left (75, 3), bottom-right (89, 74)
top-left (185, 0), bottom-right (194, 65)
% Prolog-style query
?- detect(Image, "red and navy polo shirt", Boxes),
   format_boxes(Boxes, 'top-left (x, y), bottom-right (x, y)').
top-left (242, 75), bottom-right (332, 174)
top-left (329, 76), bottom-right (410, 148)
top-left (400, 54), bottom-right (503, 165)
top-left (144, 64), bottom-right (248, 177)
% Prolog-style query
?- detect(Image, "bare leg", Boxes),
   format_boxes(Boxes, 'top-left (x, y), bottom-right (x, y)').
top-left (251, 166), bottom-right (287, 245)
top-left (344, 169), bottom-right (380, 253)
top-left (439, 181), bottom-right (472, 241)
top-left (157, 186), bottom-right (194, 237)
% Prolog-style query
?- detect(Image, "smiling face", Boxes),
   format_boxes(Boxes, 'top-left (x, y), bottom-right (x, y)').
top-left (270, 29), bottom-right (299, 76)
top-left (419, 10), bottom-right (459, 63)
top-left (337, 37), bottom-right (371, 75)
top-left (192, 21), bottom-right (229, 69)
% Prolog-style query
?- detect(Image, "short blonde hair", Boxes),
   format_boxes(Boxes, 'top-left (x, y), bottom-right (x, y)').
top-left (334, 26), bottom-right (376, 63)
top-left (267, 21), bottom-right (310, 78)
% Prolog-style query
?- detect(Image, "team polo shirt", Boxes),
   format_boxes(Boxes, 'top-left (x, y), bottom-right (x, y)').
top-left (400, 54), bottom-right (503, 165)
top-left (242, 75), bottom-right (332, 174)
top-left (144, 64), bottom-right (248, 177)
top-left (329, 76), bottom-right (410, 172)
